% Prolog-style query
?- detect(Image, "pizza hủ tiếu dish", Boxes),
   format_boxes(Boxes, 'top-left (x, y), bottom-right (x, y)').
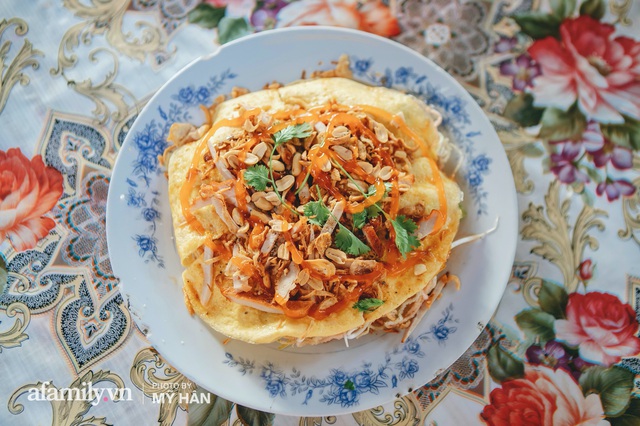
top-left (165, 74), bottom-right (463, 346)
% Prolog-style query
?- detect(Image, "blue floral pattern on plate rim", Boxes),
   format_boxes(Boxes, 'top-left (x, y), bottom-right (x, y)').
top-left (125, 70), bottom-right (238, 268)
top-left (224, 304), bottom-right (458, 407)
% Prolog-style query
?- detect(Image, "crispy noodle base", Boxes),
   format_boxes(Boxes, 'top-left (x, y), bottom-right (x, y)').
top-left (168, 78), bottom-right (462, 344)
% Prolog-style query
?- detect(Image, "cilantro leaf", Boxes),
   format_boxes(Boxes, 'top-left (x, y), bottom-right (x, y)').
top-left (391, 215), bottom-right (420, 257)
top-left (352, 202), bottom-right (382, 230)
top-left (352, 211), bottom-right (368, 229)
top-left (244, 164), bottom-right (269, 191)
top-left (303, 200), bottom-right (330, 226)
top-left (353, 298), bottom-right (384, 312)
top-left (352, 183), bottom-right (388, 226)
top-left (365, 205), bottom-right (380, 219)
top-left (335, 225), bottom-right (370, 256)
top-left (352, 203), bottom-right (380, 229)
top-left (272, 122), bottom-right (313, 146)
top-left (304, 186), bottom-right (370, 254)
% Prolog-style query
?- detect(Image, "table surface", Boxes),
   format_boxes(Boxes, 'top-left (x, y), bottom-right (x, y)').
top-left (1, 0), bottom-right (639, 425)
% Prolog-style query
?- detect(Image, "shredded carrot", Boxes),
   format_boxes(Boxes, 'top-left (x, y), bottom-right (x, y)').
top-left (174, 98), bottom-right (457, 322)
top-left (234, 177), bottom-right (249, 215)
top-left (204, 240), bottom-right (231, 260)
top-left (180, 108), bottom-right (261, 231)
top-left (285, 237), bottom-right (304, 265)
top-left (199, 104), bottom-right (212, 126)
top-left (346, 179), bottom-right (386, 214)
top-left (272, 107), bottom-right (319, 121)
top-left (236, 136), bottom-right (262, 163)
top-left (247, 223), bottom-right (265, 250)
top-left (388, 177), bottom-right (400, 219)
top-left (308, 144), bottom-right (332, 171)
top-left (280, 299), bottom-right (314, 319)
top-left (269, 113), bottom-right (319, 133)
top-left (427, 157), bottom-right (447, 234)
top-left (180, 157), bottom-right (206, 233)
top-left (339, 159), bottom-right (376, 184)
top-left (386, 251), bottom-right (428, 276)
top-left (230, 256), bottom-right (259, 276)
top-left (443, 273), bottom-right (461, 291)
top-left (294, 165), bottom-right (308, 189)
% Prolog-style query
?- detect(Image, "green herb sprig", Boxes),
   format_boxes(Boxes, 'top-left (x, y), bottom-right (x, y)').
top-left (244, 164), bottom-right (269, 191)
top-left (302, 187), bottom-right (371, 256)
top-left (391, 215), bottom-right (421, 257)
top-left (353, 298), bottom-right (384, 312)
top-left (243, 123), bottom-right (312, 215)
top-left (332, 159), bottom-right (420, 257)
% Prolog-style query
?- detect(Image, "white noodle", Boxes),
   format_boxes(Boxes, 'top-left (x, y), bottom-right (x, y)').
top-left (451, 218), bottom-right (499, 249)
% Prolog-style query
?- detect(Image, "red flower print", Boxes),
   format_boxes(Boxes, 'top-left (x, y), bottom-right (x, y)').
top-left (528, 16), bottom-right (640, 124)
top-left (357, 1), bottom-right (400, 37)
top-left (0, 148), bottom-right (63, 252)
top-left (204, 0), bottom-right (227, 6)
top-left (275, 0), bottom-right (400, 38)
top-left (555, 292), bottom-right (640, 366)
top-left (578, 259), bottom-right (594, 281)
top-left (481, 366), bottom-right (606, 426)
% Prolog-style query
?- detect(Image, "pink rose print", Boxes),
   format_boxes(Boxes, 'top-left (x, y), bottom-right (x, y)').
top-left (555, 292), bottom-right (640, 366)
top-left (481, 366), bottom-right (607, 426)
top-left (528, 15), bottom-right (640, 124)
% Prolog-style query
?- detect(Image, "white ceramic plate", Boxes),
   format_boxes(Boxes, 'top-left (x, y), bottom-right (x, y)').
top-left (106, 27), bottom-right (517, 416)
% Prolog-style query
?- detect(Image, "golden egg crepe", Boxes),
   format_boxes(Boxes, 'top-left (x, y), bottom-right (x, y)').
top-left (166, 77), bottom-right (463, 345)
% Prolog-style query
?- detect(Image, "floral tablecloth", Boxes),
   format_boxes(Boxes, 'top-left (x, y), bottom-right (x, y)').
top-left (1, 0), bottom-right (639, 425)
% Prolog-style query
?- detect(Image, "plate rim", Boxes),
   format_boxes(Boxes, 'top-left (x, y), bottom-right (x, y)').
top-left (106, 26), bottom-right (518, 416)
